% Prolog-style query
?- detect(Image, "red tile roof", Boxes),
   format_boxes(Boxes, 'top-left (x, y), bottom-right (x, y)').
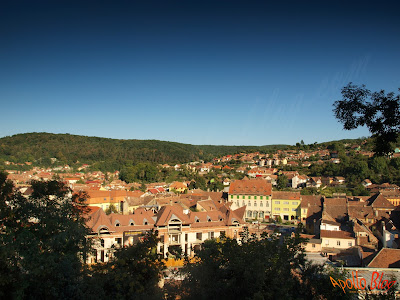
top-left (320, 230), bottom-right (354, 239)
top-left (367, 248), bottom-right (400, 268)
top-left (229, 179), bottom-right (272, 196)
top-left (272, 191), bottom-right (300, 200)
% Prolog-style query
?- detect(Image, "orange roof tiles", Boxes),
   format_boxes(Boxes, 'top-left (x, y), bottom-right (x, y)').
top-left (367, 248), bottom-right (400, 268)
top-left (272, 191), bottom-right (301, 200)
top-left (320, 230), bottom-right (354, 239)
top-left (229, 179), bottom-right (272, 196)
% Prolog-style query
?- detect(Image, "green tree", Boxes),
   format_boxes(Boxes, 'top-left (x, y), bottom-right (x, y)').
top-left (333, 83), bottom-right (400, 155)
top-left (104, 203), bottom-right (118, 215)
top-left (369, 156), bottom-right (388, 176)
top-left (181, 230), bottom-right (351, 300)
top-left (87, 230), bottom-right (165, 299)
top-left (120, 162), bottom-right (159, 183)
top-left (277, 174), bottom-right (289, 190)
top-left (0, 172), bottom-right (91, 299)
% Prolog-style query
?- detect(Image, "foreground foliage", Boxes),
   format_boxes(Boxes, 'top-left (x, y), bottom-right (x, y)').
top-left (0, 172), bottom-right (165, 299)
top-left (181, 231), bottom-right (351, 300)
top-left (333, 83), bottom-right (400, 155)
top-left (0, 172), bottom-right (91, 299)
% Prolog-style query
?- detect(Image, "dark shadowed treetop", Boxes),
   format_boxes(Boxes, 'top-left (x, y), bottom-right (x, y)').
top-left (333, 83), bottom-right (400, 156)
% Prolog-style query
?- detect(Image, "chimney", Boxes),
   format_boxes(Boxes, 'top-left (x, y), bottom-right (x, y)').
top-left (382, 221), bottom-right (387, 248)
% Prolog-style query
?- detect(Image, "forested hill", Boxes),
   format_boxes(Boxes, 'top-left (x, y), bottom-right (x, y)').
top-left (0, 133), bottom-right (288, 171)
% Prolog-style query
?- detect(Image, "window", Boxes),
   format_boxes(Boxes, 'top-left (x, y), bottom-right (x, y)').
top-left (170, 234), bottom-right (180, 243)
top-left (242, 201), bottom-right (245, 206)
top-left (220, 231), bottom-right (226, 237)
top-left (115, 222), bottom-right (120, 227)
top-left (292, 208), bottom-right (297, 211)
top-left (185, 234), bottom-right (188, 242)
top-left (266, 202), bottom-right (269, 207)
top-left (260, 202), bottom-right (263, 207)
top-left (266, 196), bottom-right (269, 200)
top-left (248, 201), bottom-right (251, 206)
top-left (236, 195), bottom-right (239, 199)
top-left (101, 239), bottom-right (105, 247)
top-left (283, 201), bottom-right (289, 205)
top-left (254, 201), bottom-right (257, 207)
top-left (115, 238), bottom-right (122, 245)
top-left (247, 211), bottom-right (252, 218)
top-left (231, 195), bottom-right (234, 199)
top-left (275, 208), bottom-right (280, 211)
top-left (337, 241), bottom-right (341, 246)
top-left (248, 196), bottom-right (251, 199)
top-left (312, 244), bottom-right (315, 248)
top-left (260, 196), bottom-right (263, 200)
top-left (283, 208), bottom-right (289, 211)
top-left (348, 242), bottom-right (352, 247)
top-left (275, 201), bottom-right (280, 204)
top-left (242, 196), bottom-right (245, 199)
top-left (196, 232), bottom-right (202, 240)
top-left (208, 232), bottom-right (214, 239)
top-left (293, 202), bottom-right (298, 205)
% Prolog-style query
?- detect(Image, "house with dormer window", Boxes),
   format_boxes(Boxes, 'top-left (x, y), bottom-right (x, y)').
top-left (85, 201), bottom-right (246, 262)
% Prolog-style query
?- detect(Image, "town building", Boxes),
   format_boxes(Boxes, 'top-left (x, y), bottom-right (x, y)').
top-left (228, 178), bottom-right (272, 221)
top-left (85, 202), bottom-right (246, 263)
top-left (271, 191), bottom-right (301, 222)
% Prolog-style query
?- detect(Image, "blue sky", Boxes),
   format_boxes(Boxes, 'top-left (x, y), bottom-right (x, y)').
top-left (1, 1), bottom-right (400, 146)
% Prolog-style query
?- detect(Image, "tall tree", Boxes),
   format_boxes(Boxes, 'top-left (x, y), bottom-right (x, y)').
top-left (333, 83), bottom-right (400, 155)
top-left (0, 172), bottom-right (91, 299)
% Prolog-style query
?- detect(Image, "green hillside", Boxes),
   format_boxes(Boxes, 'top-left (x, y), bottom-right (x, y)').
top-left (0, 133), bottom-right (289, 171)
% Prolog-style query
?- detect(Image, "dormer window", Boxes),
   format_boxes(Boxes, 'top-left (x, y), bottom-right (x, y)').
top-left (115, 221), bottom-right (120, 227)
top-left (129, 220), bottom-right (134, 226)
top-left (207, 216), bottom-right (211, 222)
top-left (195, 216), bottom-right (200, 223)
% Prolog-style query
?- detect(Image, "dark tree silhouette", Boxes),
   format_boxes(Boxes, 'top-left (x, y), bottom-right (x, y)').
top-left (333, 83), bottom-right (400, 155)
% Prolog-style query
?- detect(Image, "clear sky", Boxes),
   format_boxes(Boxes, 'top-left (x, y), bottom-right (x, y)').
top-left (1, 0), bottom-right (399, 146)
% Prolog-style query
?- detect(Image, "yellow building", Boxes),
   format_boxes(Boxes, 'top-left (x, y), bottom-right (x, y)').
top-left (272, 191), bottom-right (301, 222)
top-left (169, 181), bottom-right (188, 193)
